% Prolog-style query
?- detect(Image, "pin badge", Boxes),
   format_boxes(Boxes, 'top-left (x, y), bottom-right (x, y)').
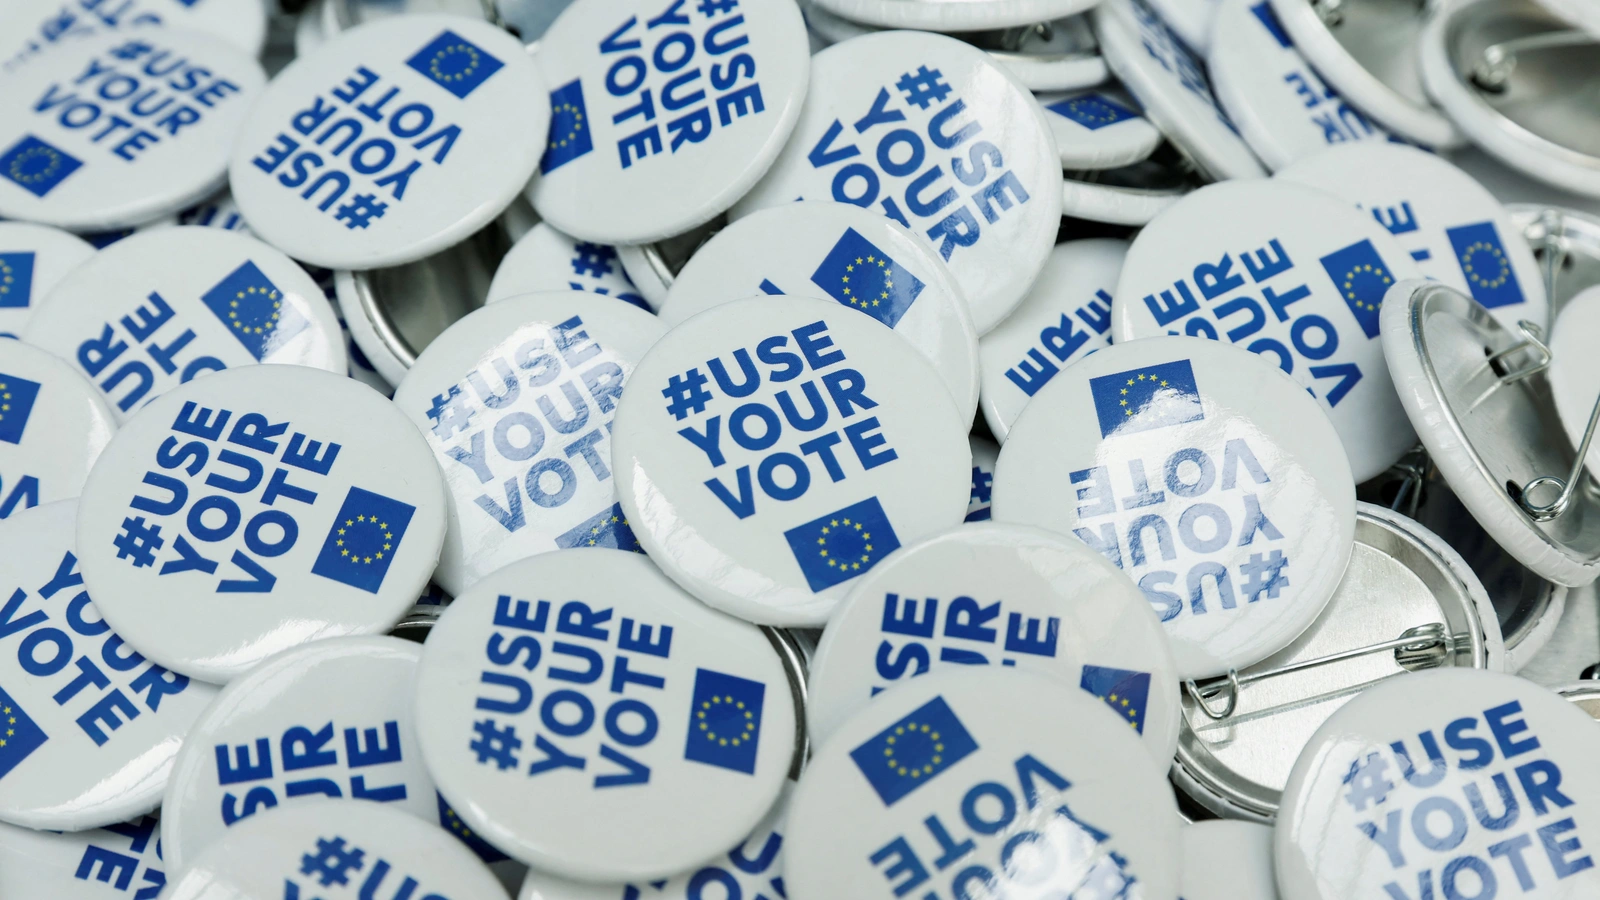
top-left (1058, 150), bottom-right (1197, 225)
top-left (0, 814), bottom-right (167, 898)
top-left (0, 0), bottom-right (269, 65)
top-left (612, 296), bottom-right (972, 626)
top-left (0, 341), bottom-right (116, 517)
top-left (615, 217), bottom-right (726, 312)
top-left (0, 502), bottom-right (219, 831)
top-left (1038, 86), bottom-right (1163, 170)
top-left (0, 29), bottom-right (266, 231)
top-left (527, 0), bottom-right (811, 246)
top-left (488, 224), bottom-right (649, 310)
top-left (75, 364), bottom-right (448, 683)
top-left (785, 668), bottom-right (1182, 900)
top-left (1548, 285), bottom-right (1600, 478)
top-left (1111, 179), bottom-right (1423, 482)
top-left (24, 227), bottom-right (346, 423)
top-left (658, 201), bottom-right (982, 423)
top-left (230, 15), bottom-right (548, 269)
top-left (391, 292), bottom-right (668, 595)
top-left (1181, 821), bottom-right (1277, 900)
top-left (0, 222), bottom-right (94, 339)
top-left (732, 30), bottom-right (1064, 335)
top-left (809, 0), bottom-right (1102, 32)
top-left (412, 550), bottom-right (799, 881)
top-left (966, 434), bottom-right (998, 521)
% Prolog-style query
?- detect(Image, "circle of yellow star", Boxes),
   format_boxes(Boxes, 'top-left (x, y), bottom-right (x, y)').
top-left (696, 694), bottom-right (757, 747)
top-left (429, 44), bottom-right (481, 82)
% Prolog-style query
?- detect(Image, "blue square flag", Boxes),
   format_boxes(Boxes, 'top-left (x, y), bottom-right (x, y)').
top-left (0, 373), bottom-right (41, 446)
top-left (1079, 665), bottom-right (1151, 735)
top-left (200, 260), bottom-right (309, 361)
top-left (1088, 358), bottom-right (1204, 439)
top-left (684, 668), bottom-right (766, 775)
top-left (407, 30), bottom-right (504, 99)
top-left (1319, 238), bottom-right (1396, 340)
top-left (809, 228), bottom-right (925, 329)
top-left (783, 497), bottom-right (901, 593)
top-left (849, 696), bottom-right (978, 807)
top-left (310, 487), bottom-right (416, 594)
top-left (0, 135), bottom-right (82, 198)
top-left (0, 252), bottom-right (36, 309)
top-left (0, 684), bottom-right (48, 780)
top-left (1446, 221), bottom-right (1526, 311)
top-left (542, 79), bottom-right (594, 174)
top-left (1046, 93), bottom-right (1141, 130)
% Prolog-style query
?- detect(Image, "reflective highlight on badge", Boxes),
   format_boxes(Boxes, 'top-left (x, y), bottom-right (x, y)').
top-left (541, 79), bottom-right (594, 174)
top-left (555, 502), bottom-right (642, 552)
top-left (0, 252), bottom-right (36, 309)
top-left (1078, 665), bottom-right (1151, 734)
top-left (0, 136), bottom-right (83, 198)
top-left (1446, 221), bottom-right (1525, 310)
top-left (311, 487), bottom-right (417, 593)
top-left (809, 228), bottom-right (925, 329)
top-left (0, 373), bottom-right (41, 445)
top-left (849, 696), bottom-right (978, 807)
top-left (406, 30), bottom-right (505, 100)
top-left (1319, 238), bottom-right (1394, 339)
top-left (1088, 359), bottom-right (1205, 439)
top-left (783, 497), bottom-right (902, 592)
top-left (0, 682), bottom-right (48, 779)
top-left (684, 668), bottom-right (766, 775)
top-left (200, 260), bottom-right (309, 361)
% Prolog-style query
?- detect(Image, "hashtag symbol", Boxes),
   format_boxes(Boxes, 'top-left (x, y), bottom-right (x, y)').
top-left (662, 368), bottom-right (714, 420)
top-left (426, 385), bottom-right (475, 440)
top-left (109, 40), bottom-right (152, 60)
top-left (299, 836), bottom-right (366, 887)
top-left (1239, 550), bottom-right (1290, 603)
top-left (895, 66), bottom-right (952, 110)
top-left (334, 193), bottom-right (388, 230)
top-left (970, 466), bottom-right (993, 504)
top-left (112, 517), bottom-right (165, 568)
top-left (571, 242), bottom-right (616, 278)
top-left (1342, 752), bottom-right (1395, 812)
top-left (470, 718), bottom-right (523, 770)
top-left (697, 0), bottom-right (738, 15)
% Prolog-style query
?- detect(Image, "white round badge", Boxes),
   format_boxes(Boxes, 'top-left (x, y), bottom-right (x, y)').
top-left (1146, 0), bottom-right (1219, 52)
top-left (24, 227), bottom-right (344, 424)
top-left (1550, 286), bottom-right (1600, 479)
top-left (785, 668), bottom-right (1182, 900)
top-left (1278, 143), bottom-right (1550, 332)
top-left (75, 364), bottom-right (447, 683)
top-left (732, 31), bottom-right (1063, 336)
top-left (659, 201), bottom-right (982, 423)
top-left (230, 15), bottom-right (548, 269)
top-left (391, 292), bottom-right (668, 596)
top-left (1093, 0), bottom-right (1266, 181)
top-left (0, 0), bottom-right (268, 66)
top-left (0, 340), bottom-right (117, 514)
top-left (1181, 820), bottom-right (1277, 900)
top-left (810, 0), bottom-right (1100, 32)
top-left (488, 224), bottom-right (650, 310)
top-left (527, 0), bottom-right (811, 245)
top-left (978, 237), bottom-right (1122, 443)
top-left (161, 636), bottom-right (443, 871)
top-left (1275, 669), bottom-right (1600, 900)
top-left (1037, 86), bottom-right (1164, 170)
top-left (412, 550), bottom-right (799, 881)
top-left (965, 433), bottom-right (997, 522)
top-left (991, 335), bottom-right (1357, 680)
top-left (1111, 179), bottom-right (1423, 482)
top-left (163, 799), bottom-right (509, 900)
top-left (0, 222), bottom-right (94, 339)
top-left (0, 28), bottom-right (265, 232)
top-left (0, 502), bottom-right (218, 831)
top-left (1207, 0), bottom-right (1390, 172)
top-left (612, 296), bottom-right (972, 626)
top-left (0, 815), bottom-right (169, 897)
top-left (806, 523), bottom-right (1182, 762)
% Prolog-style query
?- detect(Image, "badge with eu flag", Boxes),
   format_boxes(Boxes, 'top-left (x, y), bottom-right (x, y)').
top-left (0, 372), bottom-right (41, 445)
top-left (311, 486), bottom-right (417, 593)
top-left (406, 30), bottom-right (505, 100)
top-left (783, 497), bottom-right (902, 593)
top-left (0, 252), bottom-right (35, 308)
top-left (1047, 93), bottom-right (1141, 130)
top-left (437, 792), bottom-right (508, 862)
top-left (849, 696), bottom-right (978, 807)
top-left (1078, 665), bottom-right (1151, 735)
top-left (1088, 358), bottom-right (1204, 439)
top-left (0, 684), bottom-right (48, 780)
top-left (200, 260), bottom-right (309, 361)
top-left (809, 229), bottom-right (925, 329)
top-left (1446, 221), bottom-right (1526, 310)
top-left (684, 668), bottom-right (766, 775)
top-left (555, 502), bottom-right (642, 553)
top-left (1319, 238), bottom-right (1395, 339)
top-left (0, 136), bottom-right (82, 198)
top-left (541, 79), bottom-right (593, 174)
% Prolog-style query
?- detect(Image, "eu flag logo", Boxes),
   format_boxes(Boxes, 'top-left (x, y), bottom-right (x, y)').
top-left (0, 136), bottom-right (82, 198)
top-left (1446, 221), bottom-right (1526, 310)
top-left (542, 79), bottom-right (594, 174)
top-left (0, 684), bottom-right (48, 780)
top-left (783, 497), bottom-right (902, 592)
top-left (809, 228), bottom-right (925, 329)
top-left (310, 487), bottom-right (417, 593)
top-left (1319, 238), bottom-right (1395, 339)
top-left (1079, 665), bottom-right (1151, 735)
top-left (436, 792), bottom-right (507, 862)
top-left (1046, 93), bottom-right (1141, 130)
top-left (555, 502), bottom-right (643, 553)
top-left (0, 252), bottom-right (35, 308)
top-left (200, 260), bottom-right (309, 361)
top-left (684, 668), bottom-right (766, 775)
top-left (1088, 358), bottom-right (1204, 439)
top-left (849, 696), bottom-right (978, 807)
top-left (406, 30), bottom-right (504, 99)
top-left (0, 373), bottom-right (41, 445)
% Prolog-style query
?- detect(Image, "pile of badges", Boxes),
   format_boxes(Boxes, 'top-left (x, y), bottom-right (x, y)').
top-left (0, 0), bottom-right (1598, 896)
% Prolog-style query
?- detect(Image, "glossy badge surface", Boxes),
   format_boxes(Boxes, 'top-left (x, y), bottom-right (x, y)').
top-left (412, 550), bottom-right (798, 882)
top-left (230, 15), bottom-right (548, 269)
top-left (391, 292), bottom-right (668, 596)
top-left (487, 224), bottom-right (648, 310)
top-left (161, 636), bottom-right (439, 871)
top-left (658, 200), bottom-right (982, 423)
top-left (527, 0), bottom-right (811, 245)
top-left (991, 335), bottom-right (1356, 680)
top-left (1180, 820), bottom-right (1277, 900)
top-left (0, 221), bottom-right (95, 339)
top-left (1549, 286), bottom-right (1600, 477)
top-left (0, 0), bottom-right (268, 66)
top-left (23, 226), bottom-right (345, 424)
top-left (0, 502), bottom-right (217, 831)
top-left (0, 814), bottom-right (167, 897)
top-left (0, 340), bottom-right (117, 517)
top-left (612, 296), bottom-right (972, 626)
top-left (785, 668), bottom-right (1182, 900)
top-left (75, 364), bottom-right (447, 683)
top-left (163, 799), bottom-right (509, 900)
top-left (1275, 668), bottom-right (1600, 900)
top-left (0, 28), bottom-right (265, 231)
top-left (732, 30), bottom-right (1063, 336)
top-left (1111, 178), bottom-right (1422, 482)
top-left (805, 522), bottom-right (1182, 763)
